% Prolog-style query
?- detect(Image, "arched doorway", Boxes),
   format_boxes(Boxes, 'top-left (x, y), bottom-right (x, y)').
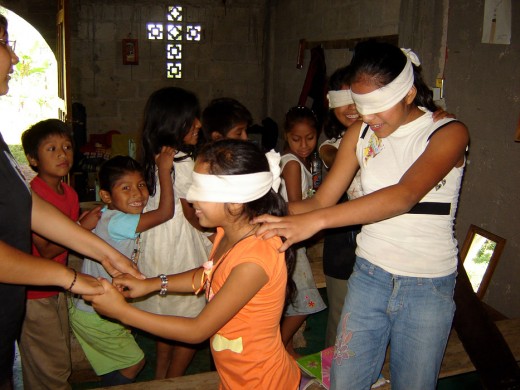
top-left (0, 7), bottom-right (60, 149)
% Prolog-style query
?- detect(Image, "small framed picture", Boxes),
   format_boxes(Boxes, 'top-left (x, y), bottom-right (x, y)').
top-left (460, 224), bottom-right (506, 299)
top-left (122, 38), bottom-right (139, 65)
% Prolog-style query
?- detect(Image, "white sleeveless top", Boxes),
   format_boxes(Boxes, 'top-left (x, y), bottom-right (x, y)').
top-left (355, 111), bottom-right (464, 277)
top-left (279, 153), bottom-right (313, 200)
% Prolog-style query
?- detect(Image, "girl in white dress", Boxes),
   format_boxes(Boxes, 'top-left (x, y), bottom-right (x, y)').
top-left (134, 87), bottom-right (212, 378)
top-left (278, 106), bottom-right (326, 358)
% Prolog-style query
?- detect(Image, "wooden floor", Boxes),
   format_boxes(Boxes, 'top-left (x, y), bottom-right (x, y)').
top-left (376, 318), bottom-right (520, 389)
top-left (97, 371), bottom-right (220, 390)
top-left (96, 318), bottom-right (520, 389)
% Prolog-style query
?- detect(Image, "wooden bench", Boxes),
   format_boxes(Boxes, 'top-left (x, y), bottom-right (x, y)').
top-left (97, 371), bottom-right (220, 389)
top-left (97, 318), bottom-right (520, 389)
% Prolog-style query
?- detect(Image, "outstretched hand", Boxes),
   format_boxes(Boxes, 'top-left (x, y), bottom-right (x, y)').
top-left (252, 213), bottom-right (319, 252)
top-left (83, 278), bottom-right (128, 320)
top-left (70, 272), bottom-right (105, 295)
top-left (112, 274), bottom-right (157, 298)
top-left (100, 256), bottom-right (143, 280)
top-left (432, 109), bottom-right (456, 122)
top-left (78, 206), bottom-right (103, 231)
top-left (155, 146), bottom-right (176, 172)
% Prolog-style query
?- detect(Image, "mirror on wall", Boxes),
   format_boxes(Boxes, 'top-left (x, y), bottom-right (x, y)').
top-left (460, 224), bottom-right (506, 299)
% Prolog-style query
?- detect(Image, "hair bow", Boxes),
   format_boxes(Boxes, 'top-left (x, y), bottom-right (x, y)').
top-left (401, 48), bottom-right (421, 66)
top-left (265, 150), bottom-right (281, 192)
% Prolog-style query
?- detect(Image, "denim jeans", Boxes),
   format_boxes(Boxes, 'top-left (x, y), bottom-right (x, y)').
top-left (330, 257), bottom-right (456, 390)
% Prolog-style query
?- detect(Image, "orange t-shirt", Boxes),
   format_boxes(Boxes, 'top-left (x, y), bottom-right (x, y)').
top-left (208, 227), bottom-right (300, 390)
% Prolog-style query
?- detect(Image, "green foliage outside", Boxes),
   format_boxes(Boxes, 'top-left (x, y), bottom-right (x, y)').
top-left (0, 7), bottom-right (59, 146)
top-left (473, 239), bottom-right (496, 264)
top-left (8, 144), bottom-right (28, 166)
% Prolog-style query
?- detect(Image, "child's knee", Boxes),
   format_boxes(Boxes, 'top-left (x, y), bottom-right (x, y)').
top-left (115, 357), bottom-right (146, 383)
top-left (100, 370), bottom-right (134, 386)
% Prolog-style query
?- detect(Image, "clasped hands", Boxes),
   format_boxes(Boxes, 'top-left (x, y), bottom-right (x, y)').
top-left (82, 273), bottom-right (154, 318)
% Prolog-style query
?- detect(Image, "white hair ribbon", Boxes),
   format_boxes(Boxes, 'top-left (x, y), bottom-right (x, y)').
top-left (327, 89), bottom-right (354, 109)
top-left (400, 48), bottom-right (421, 66)
top-left (186, 150), bottom-right (281, 203)
top-left (265, 149), bottom-right (282, 192)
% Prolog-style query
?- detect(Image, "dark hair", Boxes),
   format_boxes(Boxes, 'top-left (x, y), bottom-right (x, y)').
top-left (324, 65), bottom-right (353, 140)
top-left (141, 87), bottom-right (200, 195)
top-left (284, 106), bottom-right (318, 133)
top-left (0, 15), bottom-right (7, 34)
top-left (98, 155), bottom-right (144, 192)
top-left (21, 119), bottom-right (73, 172)
top-left (350, 40), bottom-right (438, 112)
top-left (196, 139), bottom-right (296, 305)
top-left (201, 97), bottom-right (253, 141)
top-left (283, 106), bottom-right (319, 153)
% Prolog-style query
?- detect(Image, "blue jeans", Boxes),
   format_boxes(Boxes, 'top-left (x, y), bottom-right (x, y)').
top-left (330, 257), bottom-right (456, 390)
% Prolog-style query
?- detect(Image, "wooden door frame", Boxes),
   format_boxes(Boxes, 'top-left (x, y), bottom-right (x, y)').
top-left (57, 0), bottom-right (70, 123)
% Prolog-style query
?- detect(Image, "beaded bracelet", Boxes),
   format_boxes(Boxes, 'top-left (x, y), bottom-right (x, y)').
top-left (158, 274), bottom-right (168, 297)
top-left (67, 269), bottom-right (77, 292)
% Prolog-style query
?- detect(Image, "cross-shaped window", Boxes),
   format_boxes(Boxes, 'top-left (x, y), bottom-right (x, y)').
top-left (146, 5), bottom-right (202, 79)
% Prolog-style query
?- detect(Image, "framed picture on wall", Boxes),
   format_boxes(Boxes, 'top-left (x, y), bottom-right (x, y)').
top-left (460, 224), bottom-right (506, 299)
top-left (122, 38), bottom-right (139, 65)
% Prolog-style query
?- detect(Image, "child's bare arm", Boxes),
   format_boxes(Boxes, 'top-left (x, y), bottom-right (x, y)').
top-left (78, 206), bottom-right (102, 230)
top-left (31, 192), bottom-right (144, 279)
top-left (113, 267), bottom-right (202, 298)
top-left (319, 144), bottom-right (338, 170)
top-left (86, 262), bottom-right (268, 344)
top-left (0, 241), bottom-right (104, 295)
top-left (136, 146), bottom-right (175, 232)
top-left (33, 206), bottom-right (103, 258)
top-left (282, 160), bottom-right (304, 202)
top-left (31, 232), bottom-right (67, 259)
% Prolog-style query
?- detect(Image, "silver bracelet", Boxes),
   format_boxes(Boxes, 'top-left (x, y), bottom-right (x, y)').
top-left (158, 274), bottom-right (168, 297)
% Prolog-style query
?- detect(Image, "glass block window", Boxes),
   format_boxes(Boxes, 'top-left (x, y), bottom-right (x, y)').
top-left (167, 24), bottom-right (183, 41)
top-left (147, 5), bottom-right (203, 79)
top-left (167, 62), bottom-right (182, 79)
top-left (186, 25), bottom-right (201, 41)
top-left (167, 6), bottom-right (183, 22)
top-left (167, 44), bottom-right (182, 60)
top-left (147, 23), bottom-right (164, 40)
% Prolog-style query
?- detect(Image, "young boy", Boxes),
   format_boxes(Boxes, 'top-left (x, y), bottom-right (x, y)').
top-left (69, 150), bottom-right (175, 386)
top-left (201, 97), bottom-right (253, 141)
top-left (19, 118), bottom-right (101, 390)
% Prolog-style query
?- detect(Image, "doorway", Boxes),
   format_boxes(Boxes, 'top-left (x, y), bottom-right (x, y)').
top-left (0, 7), bottom-right (60, 168)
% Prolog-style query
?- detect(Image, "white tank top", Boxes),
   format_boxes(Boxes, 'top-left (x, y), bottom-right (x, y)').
top-left (279, 153), bottom-right (313, 201)
top-left (355, 111), bottom-right (464, 277)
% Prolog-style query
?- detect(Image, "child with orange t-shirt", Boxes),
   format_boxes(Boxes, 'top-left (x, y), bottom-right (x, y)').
top-left (85, 139), bottom-right (301, 389)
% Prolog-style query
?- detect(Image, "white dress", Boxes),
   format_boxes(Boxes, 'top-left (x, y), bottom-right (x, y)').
top-left (279, 153), bottom-right (326, 316)
top-left (133, 152), bottom-right (212, 317)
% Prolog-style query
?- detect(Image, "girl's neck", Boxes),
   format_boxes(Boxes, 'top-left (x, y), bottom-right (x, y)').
top-left (404, 105), bottom-right (424, 125)
top-left (217, 221), bottom-right (258, 255)
top-left (284, 148), bottom-right (309, 167)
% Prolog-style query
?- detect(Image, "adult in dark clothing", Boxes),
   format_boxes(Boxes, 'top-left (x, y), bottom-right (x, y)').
top-left (0, 15), bottom-right (142, 389)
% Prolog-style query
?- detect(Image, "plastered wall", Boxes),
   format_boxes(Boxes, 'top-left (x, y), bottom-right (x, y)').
top-left (67, 0), bottom-right (267, 134)
top-left (1, 0), bottom-right (518, 317)
top-left (442, 1), bottom-right (519, 317)
top-left (267, 0), bottom-right (400, 130)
